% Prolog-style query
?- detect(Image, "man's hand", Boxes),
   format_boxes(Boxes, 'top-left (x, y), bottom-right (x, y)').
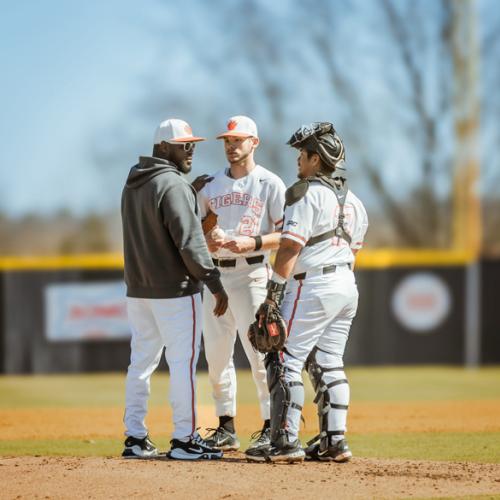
top-left (222, 236), bottom-right (256, 254)
top-left (213, 289), bottom-right (228, 317)
top-left (206, 227), bottom-right (224, 253)
top-left (191, 174), bottom-right (214, 193)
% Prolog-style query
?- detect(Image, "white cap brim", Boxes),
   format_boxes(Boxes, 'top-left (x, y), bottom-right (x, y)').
top-left (168, 136), bottom-right (206, 143)
top-left (216, 131), bottom-right (254, 139)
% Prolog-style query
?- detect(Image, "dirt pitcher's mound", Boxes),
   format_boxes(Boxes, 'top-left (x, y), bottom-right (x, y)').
top-left (1, 455), bottom-right (499, 499)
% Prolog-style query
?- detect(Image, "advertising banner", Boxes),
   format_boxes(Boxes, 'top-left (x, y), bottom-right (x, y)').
top-left (44, 281), bottom-right (130, 341)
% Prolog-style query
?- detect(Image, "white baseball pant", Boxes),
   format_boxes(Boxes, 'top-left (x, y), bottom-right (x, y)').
top-left (203, 261), bottom-right (271, 419)
top-left (124, 293), bottom-right (202, 440)
top-left (280, 267), bottom-right (359, 440)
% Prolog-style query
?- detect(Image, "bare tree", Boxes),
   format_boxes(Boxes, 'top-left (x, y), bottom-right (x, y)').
top-left (89, 0), bottom-right (499, 250)
top-left (289, 0), bottom-right (457, 246)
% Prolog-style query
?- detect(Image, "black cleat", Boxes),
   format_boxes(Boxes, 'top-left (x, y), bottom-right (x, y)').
top-left (304, 440), bottom-right (321, 461)
top-left (245, 426), bottom-right (271, 452)
top-left (168, 432), bottom-right (223, 460)
top-left (245, 439), bottom-right (305, 463)
top-left (324, 438), bottom-right (352, 462)
top-left (122, 435), bottom-right (158, 459)
top-left (204, 426), bottom-right (240, 451)
top-left (306, 438), bottom-right (352, 462)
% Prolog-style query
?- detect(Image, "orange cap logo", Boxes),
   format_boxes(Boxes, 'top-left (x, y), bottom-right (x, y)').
top-left (227, 120), bottom-right (238, 130)
top-left (184, 124), bottom-right (192, 135)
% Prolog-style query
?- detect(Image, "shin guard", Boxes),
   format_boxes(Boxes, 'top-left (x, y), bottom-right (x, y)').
top-left (265, 352), bottom-right (303, 446)
top-left (305, 347), bottom-right (349, 450)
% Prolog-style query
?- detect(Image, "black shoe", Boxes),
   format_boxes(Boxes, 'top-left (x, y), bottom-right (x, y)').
top-left (304, 440), bottom-right (321, 461)
top-left (122, 435), bottom-right (158, 459)
top-left (304, 436), bottom-right (352, 462)
top-left (168, 432), bottom-right (223, 460)
top-left (306, 438), bottom-right (352, 462)
top-left (324, 438), bottom-right (352, 462)
top-left (245, 426), bottom-right (271, 452)
top-left (204, 426), bottom-right (240, 451)
top-left (245, 439), bottom-right (305, 463)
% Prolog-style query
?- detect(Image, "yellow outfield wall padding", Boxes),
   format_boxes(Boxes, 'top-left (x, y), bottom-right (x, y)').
top-left (0, 253), bottom-right (124, 271)
top-left (355, 248), bottom-right (476, 268)
top-left (0, 249), bottom-right (475, 271)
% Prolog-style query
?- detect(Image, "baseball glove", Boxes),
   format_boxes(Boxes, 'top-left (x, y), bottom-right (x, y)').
top-left (248, 302), bottom-right (288, 353)
top-left (201, 210), bottom-right (218, 235)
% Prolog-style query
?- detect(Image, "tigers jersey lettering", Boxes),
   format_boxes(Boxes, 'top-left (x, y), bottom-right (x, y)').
top-left (198, 165), bottom-right (286, 258)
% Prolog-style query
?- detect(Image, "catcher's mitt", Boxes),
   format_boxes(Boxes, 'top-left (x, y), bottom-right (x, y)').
top-left (248, 302), bottom-right (287, 353)
top-left (201, 210), bottom-right (218, 235)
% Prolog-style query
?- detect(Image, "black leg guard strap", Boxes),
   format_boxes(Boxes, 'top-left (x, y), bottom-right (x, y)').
top-left (306, 430), bottom-right (345, 447)
top-left (306, 347), bottom-right (349, 444)
top-left (319, 403), bottom-right (349, 416)
top-left (313, 379), bottom-right (348, 404)
top-left (265, 352), bottom-right (304, 445)
top-left (331, 403), bottom-right (349, 410)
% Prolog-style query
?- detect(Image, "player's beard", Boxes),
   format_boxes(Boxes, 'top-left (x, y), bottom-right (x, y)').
top-left (177, 155), bottom-right (193, 174)
top-left (227, 148), bottom-right (251, 166)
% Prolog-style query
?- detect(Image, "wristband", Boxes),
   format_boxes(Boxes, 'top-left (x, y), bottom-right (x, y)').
top-left (271, 271), bottom-right (287, 285)
top-left (252, 235), bottom-right (263, 251)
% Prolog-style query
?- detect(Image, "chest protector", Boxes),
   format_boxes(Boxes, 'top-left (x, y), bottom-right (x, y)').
top-left (284, 175), bottom-right (351, 246)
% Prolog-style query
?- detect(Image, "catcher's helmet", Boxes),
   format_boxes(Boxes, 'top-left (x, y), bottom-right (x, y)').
top-left (287, 122), bottom-right (345, 171)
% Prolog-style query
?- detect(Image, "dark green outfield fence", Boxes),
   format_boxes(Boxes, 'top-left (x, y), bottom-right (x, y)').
top-left (0, 252), bottom-right (498, 374)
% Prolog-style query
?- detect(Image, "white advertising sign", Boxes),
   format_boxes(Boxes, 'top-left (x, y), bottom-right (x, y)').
top-left (45, 281), bottom-right (130, 341)
top-left (391, 273), bottom-right (452, 333)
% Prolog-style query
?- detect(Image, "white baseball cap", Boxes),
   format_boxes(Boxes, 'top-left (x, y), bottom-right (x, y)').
top-left (154, 118), bottom-right (205, 144)
top-left (216, 115), bottom-right (258, 139)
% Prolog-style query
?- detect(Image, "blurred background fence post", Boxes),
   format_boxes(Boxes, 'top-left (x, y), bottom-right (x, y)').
top-left (451, 0), bottom-right (482, 368)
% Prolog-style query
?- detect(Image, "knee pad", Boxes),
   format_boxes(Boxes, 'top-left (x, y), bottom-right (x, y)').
top-left (305, 347), bottom-right (349, 446)
top-left (265, 352), bottom-right (303, 445)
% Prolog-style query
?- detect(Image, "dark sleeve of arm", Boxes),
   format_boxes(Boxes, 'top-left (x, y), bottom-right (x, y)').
top-left (161, 182), bottom-right (223, 294)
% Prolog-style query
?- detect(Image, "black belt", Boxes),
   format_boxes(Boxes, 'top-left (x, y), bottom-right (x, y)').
top-left (212, 255), bottom-right (264, 268)
top-left (293, 263), bottom-right (351, 281)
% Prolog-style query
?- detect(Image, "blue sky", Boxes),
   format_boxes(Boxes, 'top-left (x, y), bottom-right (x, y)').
top-left (0, 0), bottom-right (303, 216)
top-left (1, 0), bottom-right (497, 217)
top-left (0, 1), bottom-right (159, 215)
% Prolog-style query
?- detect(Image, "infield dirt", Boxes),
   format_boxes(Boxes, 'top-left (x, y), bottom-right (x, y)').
top-left (1, 455), bottom-right (500, 499)
top-left (2, 401), bottom-right (500, 498)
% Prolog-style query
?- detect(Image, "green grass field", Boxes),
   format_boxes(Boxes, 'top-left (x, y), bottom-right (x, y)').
top-left (1, 366), bottom-right (499, 462)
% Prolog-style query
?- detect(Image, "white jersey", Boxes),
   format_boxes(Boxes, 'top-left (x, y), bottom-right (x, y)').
top-left (198, 165), bottom-right (286, 259)
top-left (281, 183), bottom-right (368, 275)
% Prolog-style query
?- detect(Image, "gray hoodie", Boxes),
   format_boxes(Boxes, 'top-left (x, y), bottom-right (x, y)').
top-left (121, 156), bottom-right (223, 298)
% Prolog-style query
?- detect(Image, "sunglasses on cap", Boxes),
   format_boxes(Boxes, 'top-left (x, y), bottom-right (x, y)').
top-left (168, 141), bottom-right (196, 152)
top-left (287, 122), bottom-right (334, 147)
